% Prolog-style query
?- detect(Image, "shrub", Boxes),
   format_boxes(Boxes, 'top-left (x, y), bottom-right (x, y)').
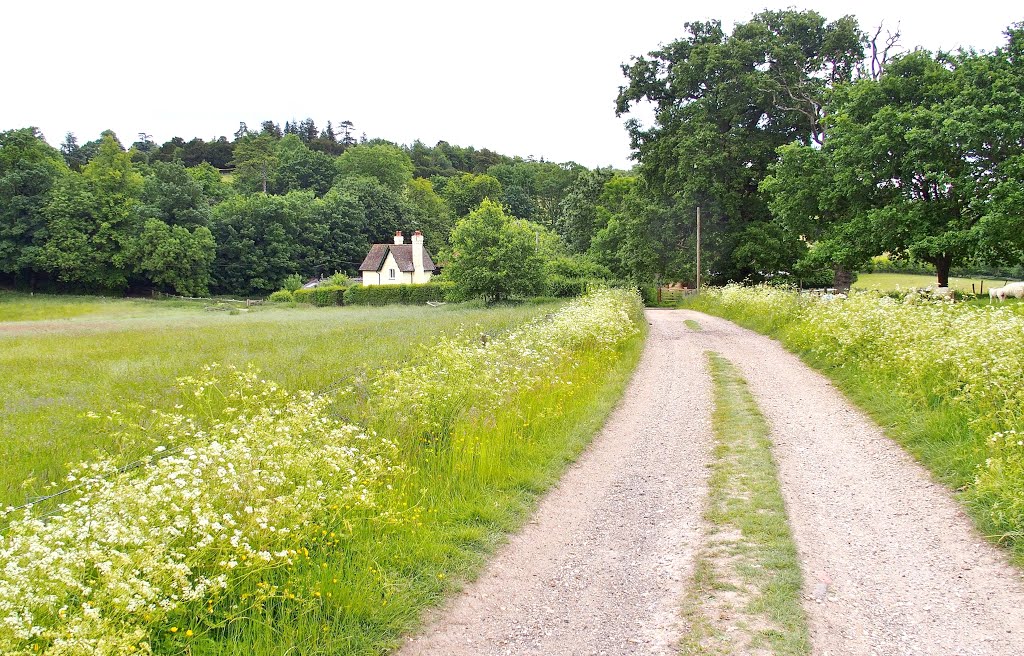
top-left (546, 274), bottom-right (589, 298)
top-left (326, 272), bottom-right (350, 287)
top-left (544, 255), bottom-right (613, 280)
top-left (292, 288), bottom-right (315, 304)
top-left (268, 289), bottom-right (294, 303)
top-left (311, 285), bottom-right (345, 306)
top-left (282, 273), bottom-right (303, 292)
top-left (343, 282), bottom-right (454, 306)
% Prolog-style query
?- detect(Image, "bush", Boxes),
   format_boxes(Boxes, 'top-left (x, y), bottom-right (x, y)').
top-left (326, 272), bottom-right (350, 287)
top-left (311, 285), bottom-right (345, 306)
top-left (282, 274), bottom-right (303, 292)
top-left (546, 275), bottom-right (589, 298)
top-left (292, 288), bottom-right (315, 304)
top-left (343, 282), bottom-right (455, 306)
top-left (544, 255), bottom-right (613, 280)
top-left (268, 290), bottom-right (294, 303)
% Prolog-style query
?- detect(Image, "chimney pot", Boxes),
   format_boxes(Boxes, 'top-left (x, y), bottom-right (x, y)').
top-left (393, 231), bottom-right (404, 245)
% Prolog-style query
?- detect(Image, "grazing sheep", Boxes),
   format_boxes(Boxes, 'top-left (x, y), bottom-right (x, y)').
top-left (990, 286), bottom-right (1007, 303)
top-left (1005, 281), bottom-right (1024, 300)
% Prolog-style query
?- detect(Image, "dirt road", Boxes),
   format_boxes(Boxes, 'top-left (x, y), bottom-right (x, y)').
top-left (397, 309), bottom-right (1024, 655)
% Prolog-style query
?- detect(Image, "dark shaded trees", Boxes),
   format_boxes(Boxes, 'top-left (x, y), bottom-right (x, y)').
top-left (139, 160), bottom-right (212, 228)
top-left (271, 135), bottom-right (337, 196)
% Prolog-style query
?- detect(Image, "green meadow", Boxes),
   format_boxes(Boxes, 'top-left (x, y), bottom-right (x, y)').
top-left (0, 293), bottom-right (559, 509)
top-left (0, 289), bottom-right (645, 655)
top-left (852, 272), bottom-right (1013, 294)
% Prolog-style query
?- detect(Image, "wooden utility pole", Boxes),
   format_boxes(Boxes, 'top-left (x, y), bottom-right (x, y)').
top-left (695, 206), bottom-right (701, 294)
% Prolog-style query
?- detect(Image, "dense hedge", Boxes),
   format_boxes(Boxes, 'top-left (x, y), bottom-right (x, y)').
top-left (288, 286), bottom-right (346, 306)
top-left (268, 290), bottom-right (294, 303)
top-left (291, 288), bottom-right (315, 304)
top-left (343, 282), bottom-right (455, 306)
top-left (311, 286), bottom-right (346, 306)
top-left (545, 275), bottom-right (589, 298)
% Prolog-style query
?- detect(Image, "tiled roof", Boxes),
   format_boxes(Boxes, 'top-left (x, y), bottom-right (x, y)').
top-left (358, 244), bottom-right (437, 272)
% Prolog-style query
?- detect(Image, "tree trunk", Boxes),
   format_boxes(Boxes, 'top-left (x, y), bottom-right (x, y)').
top-left (832, 264), bottom-right (854, 293)
top-left (935, 255), bottom-right (951, 288)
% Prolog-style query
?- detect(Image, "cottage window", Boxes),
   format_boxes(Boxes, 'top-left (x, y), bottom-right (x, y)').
top-left (389, 268), bottom-right (396, 280)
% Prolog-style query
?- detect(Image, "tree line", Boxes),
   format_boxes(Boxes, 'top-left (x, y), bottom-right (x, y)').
top-left (9, 11), bottom-right (1018, 299)
top-left (0, 122), bottom-right (625, 297)
top-left (609, 9), bottom-right (1024, 289)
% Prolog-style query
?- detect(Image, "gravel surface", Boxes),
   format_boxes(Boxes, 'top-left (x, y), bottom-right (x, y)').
top-left (685, 310), bottom-right (1024, 655)
top-left (397, 309), bottom-right (1024, 655)
top-left (397, 310), bottom-right (714, 655)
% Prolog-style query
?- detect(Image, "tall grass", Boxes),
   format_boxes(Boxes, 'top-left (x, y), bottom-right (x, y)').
top-left (0, 289), bottom-right (645, 655)
top-left (687, 285), bottom-right (1024, 563)
top-left (0, 300), bottom-right (557, 508)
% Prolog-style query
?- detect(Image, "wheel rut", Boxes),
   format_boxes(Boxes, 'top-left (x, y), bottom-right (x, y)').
top-left (397, 309), bottom-right (1024, 655)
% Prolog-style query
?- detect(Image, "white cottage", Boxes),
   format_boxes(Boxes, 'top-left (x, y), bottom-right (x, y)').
top-left (358, 230), bottom-right (437, 286)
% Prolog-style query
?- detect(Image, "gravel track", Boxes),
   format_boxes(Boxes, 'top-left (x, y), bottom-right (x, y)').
top-left (685, 309), bottom-right (1024, 655)
top-left (397, 310), bottom-right (714, 655)
top-left (396, 309), bottom-right (1024, 655)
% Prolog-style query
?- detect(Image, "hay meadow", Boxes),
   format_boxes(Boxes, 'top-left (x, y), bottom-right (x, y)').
top-left (1, 290), bottom-right (646, 655)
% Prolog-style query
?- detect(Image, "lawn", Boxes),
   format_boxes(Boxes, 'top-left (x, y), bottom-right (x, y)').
top-left (853, 272), bottom-right (1015, 294)
top-left (0, 294), bottom-right (560, 508)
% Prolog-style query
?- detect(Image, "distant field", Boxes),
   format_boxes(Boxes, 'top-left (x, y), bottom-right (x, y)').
top-left (0, 291), bottom-right (211, 323)
top-left (0, 294), bottom-right (559, 508)
top-left (853, 272), bottom-right (1015, 294)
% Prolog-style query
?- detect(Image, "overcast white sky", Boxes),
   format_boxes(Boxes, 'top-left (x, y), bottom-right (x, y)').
top-left (2, 1), bottom-right (1019, 170)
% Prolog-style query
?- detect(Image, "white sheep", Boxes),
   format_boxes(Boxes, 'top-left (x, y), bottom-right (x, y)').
top-left (1005, 281), bottom-right (1024, 300)
top-left (989, 282), bottom-right (1024, 302)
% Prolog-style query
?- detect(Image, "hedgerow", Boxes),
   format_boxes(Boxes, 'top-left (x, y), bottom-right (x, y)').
top-left (342, 282), bottom-right (454, 306)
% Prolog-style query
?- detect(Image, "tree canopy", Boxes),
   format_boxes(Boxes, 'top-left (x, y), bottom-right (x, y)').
top-left (615, 9), bottom-right (865, 283)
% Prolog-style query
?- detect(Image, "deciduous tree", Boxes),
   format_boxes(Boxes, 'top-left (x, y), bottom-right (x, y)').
top-left (336, 143), bottom-right (414, 193)
top-left (445, 199), bottom-right (545, 302)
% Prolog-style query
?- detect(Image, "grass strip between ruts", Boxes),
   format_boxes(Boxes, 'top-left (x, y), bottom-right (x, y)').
top-left (679, 352), bottom-right (809, 656)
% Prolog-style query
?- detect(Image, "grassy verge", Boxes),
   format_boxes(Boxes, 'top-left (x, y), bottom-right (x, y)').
top-left (680, 352), bottom-right (808, 655)
top-left (213, 321), bottom-right (648, 655)
top-left (0, 298), bottom-right (559, 508)
top-left (686, 286), bottom-right (1024, 565)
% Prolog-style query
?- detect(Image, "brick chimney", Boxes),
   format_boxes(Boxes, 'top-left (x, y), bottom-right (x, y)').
top-left (412, 230), bottom-right (424, 274)
top-left (393, 230), bottom-right (404, 245)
